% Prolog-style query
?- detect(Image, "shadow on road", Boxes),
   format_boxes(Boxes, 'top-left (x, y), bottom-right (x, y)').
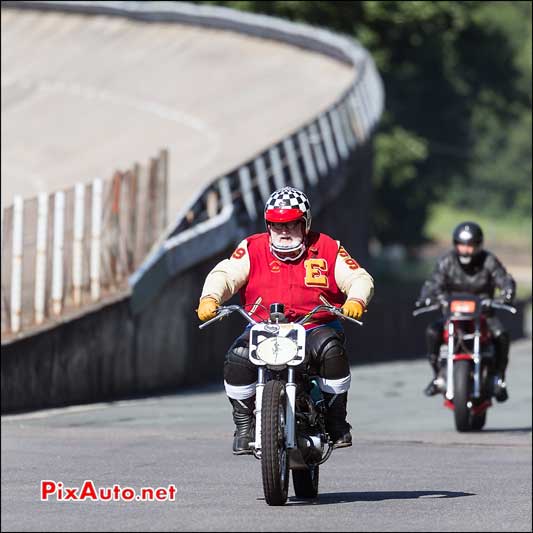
top-left (285, 490), bottom-right (475, 505)
top-left (481, 427), bottom-right (532, 433)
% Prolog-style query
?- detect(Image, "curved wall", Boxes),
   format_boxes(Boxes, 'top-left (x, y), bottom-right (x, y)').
top-left (1, 1), bottom-right (384, 413)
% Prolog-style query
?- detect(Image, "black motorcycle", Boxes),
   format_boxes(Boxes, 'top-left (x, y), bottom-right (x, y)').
top-left (200, 302), bottom-right (362, 505)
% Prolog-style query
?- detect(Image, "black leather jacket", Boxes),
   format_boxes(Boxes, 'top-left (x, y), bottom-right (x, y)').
top-left (419, 249), bottom-right (516, 303)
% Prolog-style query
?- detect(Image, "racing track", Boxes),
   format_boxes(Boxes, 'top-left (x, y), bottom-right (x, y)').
top-left (1, 339), bottom-right (531, 532)
top-left (1, 8), bottom-right (354, 213)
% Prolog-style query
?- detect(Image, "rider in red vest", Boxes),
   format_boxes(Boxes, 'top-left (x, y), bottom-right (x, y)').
top-left (197, 187), bottom-right (374, 454)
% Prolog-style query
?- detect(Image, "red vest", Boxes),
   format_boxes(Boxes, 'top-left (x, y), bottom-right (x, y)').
top-left (240, 232), bottom-right (345, 327)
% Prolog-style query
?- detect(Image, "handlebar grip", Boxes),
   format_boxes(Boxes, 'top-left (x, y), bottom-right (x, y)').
top-left (198, 310), bottom-right (227, 329)
top-left (334, 308), bottom-right (363, 326)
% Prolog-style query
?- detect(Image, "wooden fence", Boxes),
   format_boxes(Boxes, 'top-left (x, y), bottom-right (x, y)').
top-left (1, 149), bottom-right (168, 338)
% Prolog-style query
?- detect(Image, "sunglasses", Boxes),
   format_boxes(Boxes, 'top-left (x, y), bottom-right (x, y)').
top-left (268, 221), bottom-right (302, 232)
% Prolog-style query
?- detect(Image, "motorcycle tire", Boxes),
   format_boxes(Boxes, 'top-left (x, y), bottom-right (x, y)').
top-left (453, 359), bottom-right (473, 432)
top-left (261, 380), bottom-right (289, 506)
top-left (292, 465), bottom-right (319, 499)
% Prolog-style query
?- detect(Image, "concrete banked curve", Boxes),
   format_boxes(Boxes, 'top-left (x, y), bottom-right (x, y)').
top-left (2, 2), bottom-right (356, 212)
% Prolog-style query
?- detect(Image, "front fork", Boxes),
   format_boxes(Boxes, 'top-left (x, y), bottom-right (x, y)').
top-left (472, 318), bottom-right (481, 399)
top-left (285, 368), bottom-right (296, 449)
top-left (254, 368), bottom-right (265, 451)
top-left (253, 367), bottom-right (297, 451)
top-left (445, 318), bottom-right (481, 401)
top-left (445, 321), bottom-right (455, 400)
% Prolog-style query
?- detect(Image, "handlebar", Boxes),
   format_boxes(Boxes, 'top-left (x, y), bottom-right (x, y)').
top-left (412, 298), bottom-right (517, 317)
top-left (198, 303), bottom-right (363, 330)
top-left (198, 305), bottom-right (258, 330)
top-left (412, 303), bottom-right (441, 317)
top-left (480, 299), bottom-right (517, 314)
top-left (297, 304), bottom-right (363, 326)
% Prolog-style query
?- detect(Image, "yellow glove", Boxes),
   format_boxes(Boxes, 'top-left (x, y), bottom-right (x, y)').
top-left (341, 300), bottom-right (364, 320)
top-left (197, 297), bottom-right (219, 321)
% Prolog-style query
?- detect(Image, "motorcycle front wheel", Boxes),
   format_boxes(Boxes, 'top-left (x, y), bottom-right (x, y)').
top-left (261, 380), bottom-right (289, 506)
top-left (453, 359), bottom-right (473, 432)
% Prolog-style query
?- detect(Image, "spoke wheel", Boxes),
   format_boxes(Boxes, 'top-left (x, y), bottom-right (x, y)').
top-left (261, 380), bottom-right (289, 506)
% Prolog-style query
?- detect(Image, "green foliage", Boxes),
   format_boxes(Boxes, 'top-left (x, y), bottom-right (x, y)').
top-left (426, 204), bottom-right (532, 248)
top-left (195, 1), bottom-right (532, 245)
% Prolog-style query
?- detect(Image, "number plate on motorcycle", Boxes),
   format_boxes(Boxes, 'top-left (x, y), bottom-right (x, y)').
top-left (249, 323), bottom-right (306, 367)
top-left (450, 300), bottom-right (476, 313)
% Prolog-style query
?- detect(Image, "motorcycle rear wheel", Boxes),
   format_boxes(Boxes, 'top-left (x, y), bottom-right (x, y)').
top-left (261, 380), bottom-right (289, 506)
top-left (292, 465), bottom-right (319, 498)
top-left (453, 360), bottom-right (473, 432)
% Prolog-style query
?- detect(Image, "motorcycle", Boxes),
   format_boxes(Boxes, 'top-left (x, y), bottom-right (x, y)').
top-left (199, 302), bottom-right (362, 505)
top-left (413, 292), bottom-right (516, 432)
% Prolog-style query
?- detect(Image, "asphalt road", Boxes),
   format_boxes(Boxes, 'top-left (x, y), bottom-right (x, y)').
top-left (1, 339), bottom-right (531, 532)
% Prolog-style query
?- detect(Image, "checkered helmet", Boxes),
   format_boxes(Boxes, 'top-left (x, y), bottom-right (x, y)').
top-left (264, 187), bottom-right (312, 233)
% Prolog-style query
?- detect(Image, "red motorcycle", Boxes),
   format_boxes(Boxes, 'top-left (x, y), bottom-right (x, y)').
top-left (413, 293), bottom-right (516, 432)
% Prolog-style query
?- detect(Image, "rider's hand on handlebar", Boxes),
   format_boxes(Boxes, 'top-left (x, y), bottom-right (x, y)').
top-left (341, 300), bottom-right (364, 320)
top-left (415, 297), bottom-right (431, 308)
top-left (197, 297), bottom-right (219, 321)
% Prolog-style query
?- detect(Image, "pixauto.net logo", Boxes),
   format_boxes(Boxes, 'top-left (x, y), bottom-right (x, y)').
top-left (40, 480), bottom-right (177, 502)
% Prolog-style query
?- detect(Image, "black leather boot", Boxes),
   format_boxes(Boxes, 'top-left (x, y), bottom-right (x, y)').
top-left (424, 353), bottom-right (442, 396)
top-left (323, 392), bottom-right (352, 449)
top-left (228, 397), bottom-right (255, 455)
top-left (493, 334), bottom-right (510, 402)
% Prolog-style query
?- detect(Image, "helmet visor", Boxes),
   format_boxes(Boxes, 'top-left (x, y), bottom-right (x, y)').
top-left (265, 208), bottom-right (304, 224)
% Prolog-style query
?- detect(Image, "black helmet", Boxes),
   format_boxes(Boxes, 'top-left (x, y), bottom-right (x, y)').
top-left (452, 221), bottom-right (483, 264)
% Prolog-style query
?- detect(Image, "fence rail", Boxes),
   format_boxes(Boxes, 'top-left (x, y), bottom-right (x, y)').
top-left (1, 149), bottom-right (168, 338)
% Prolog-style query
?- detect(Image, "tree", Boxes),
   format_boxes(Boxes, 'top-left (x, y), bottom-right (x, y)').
top-left (195, 1), bottom-right (532, 244)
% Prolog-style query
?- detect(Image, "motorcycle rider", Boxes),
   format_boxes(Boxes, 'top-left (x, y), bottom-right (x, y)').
top-left (415, 221), bottom-right (516, 401)
top-left (197, 186), bottom-right (374, 454)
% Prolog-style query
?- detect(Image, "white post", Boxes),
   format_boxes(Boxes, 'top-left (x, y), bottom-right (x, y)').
top-left (91, 178), bottom-right (103, 302)
top-left (269, 146), bottom-right (285, 190)
top-left (329, 108), bottom-right (349, 160)
top-left (51, 191), bottom-right (65, 316)
top-left (283, 137), bottom-right (304, 190)
top-left (308, 122), bottom-right (328, 177)
top-left (10, 196), bottom-right (24, 333)
top-left (339, 99), bottom-right (357, 149)
top-left (1, 207), bottom-right (3, 332)
top-left (297, 129), bottom-right (318, 186)
top-left (238, 166), bottom-right (257, 220)
top-left (253, 156), bottom-right (270, 204)
top-left (34, 193), bottom-right (48, 324)
top-left (318, 114), bottom-right (338, 169)
top-left (348, 92), bottom-right (365, 142)
top-left (72, 183), bottom-right (85, 306)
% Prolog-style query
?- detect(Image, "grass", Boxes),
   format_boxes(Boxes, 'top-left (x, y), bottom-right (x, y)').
top-left (370, 203), bottom-right (532, 300)
top-left (425, 204), bottom-right (532, 249)
top-left (424, 203), bottom-right (532, 300)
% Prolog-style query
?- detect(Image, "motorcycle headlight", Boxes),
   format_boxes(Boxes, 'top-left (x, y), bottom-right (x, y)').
top-left (256, 336), bottom-right (298, 366)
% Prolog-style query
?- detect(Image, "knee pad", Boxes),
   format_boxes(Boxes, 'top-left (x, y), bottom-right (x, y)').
top-left (307, 326), bottom-right (349, 380)
top-left (224, 336), bottom-right (256, 386)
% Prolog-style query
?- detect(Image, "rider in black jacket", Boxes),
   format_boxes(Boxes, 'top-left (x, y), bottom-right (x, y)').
top-left (415, 221), bottom-right (516, 401)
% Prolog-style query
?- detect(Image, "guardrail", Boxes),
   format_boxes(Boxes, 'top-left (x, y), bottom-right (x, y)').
top-left (1, 150), bottom-right (168, 338)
